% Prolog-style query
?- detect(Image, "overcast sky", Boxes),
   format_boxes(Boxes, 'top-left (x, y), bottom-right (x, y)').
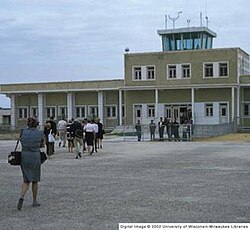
top-left (0, 0), bottom-right (249, 107)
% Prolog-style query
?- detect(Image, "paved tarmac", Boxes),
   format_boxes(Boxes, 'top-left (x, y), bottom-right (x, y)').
top-left (0, 139), bottom-right (249, 230)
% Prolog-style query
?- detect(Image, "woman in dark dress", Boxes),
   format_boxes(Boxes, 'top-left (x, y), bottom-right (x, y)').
top-left (17, 117), bottom-right (44, 210)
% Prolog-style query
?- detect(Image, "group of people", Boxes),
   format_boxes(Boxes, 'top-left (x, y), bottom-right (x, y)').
top-left (16, 116), bottom-right (104, 211)
top-left (135, 117), bottom-right (192, 141)
top-left (43, 116), bottom-right (104, 159)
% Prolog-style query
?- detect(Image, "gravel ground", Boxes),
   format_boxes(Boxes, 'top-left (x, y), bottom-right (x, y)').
top-left (0, 139), bottom-right (249, 230)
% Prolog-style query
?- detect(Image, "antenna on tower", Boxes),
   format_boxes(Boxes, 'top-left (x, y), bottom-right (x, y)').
top-left (205, 16), bottom-right (209, 27)
top-left (168, 11), bottom-right (182, 29)
top-left (200, 12), bottom-right (203, 27)
top-left (165, 14), bottom-right (168, 29)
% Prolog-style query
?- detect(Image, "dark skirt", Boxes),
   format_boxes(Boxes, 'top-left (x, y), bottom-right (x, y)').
top-left (85, 132), bottom-right (94, 146)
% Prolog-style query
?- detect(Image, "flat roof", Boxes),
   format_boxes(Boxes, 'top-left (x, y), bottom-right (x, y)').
top-left (157, 26), bottom-right (217, 37)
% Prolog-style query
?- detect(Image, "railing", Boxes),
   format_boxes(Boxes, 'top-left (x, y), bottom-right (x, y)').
top-left (110, 122), bottom-right (237, 141)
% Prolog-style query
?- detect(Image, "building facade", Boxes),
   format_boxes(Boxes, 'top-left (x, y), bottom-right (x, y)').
top-left (1, 25), bottom-right (250, 134)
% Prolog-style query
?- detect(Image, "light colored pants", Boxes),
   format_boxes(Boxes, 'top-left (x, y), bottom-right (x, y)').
top-left (74, 137), bottom-right (83, 156)
top-left (58, 130), bottom-right (66, 146)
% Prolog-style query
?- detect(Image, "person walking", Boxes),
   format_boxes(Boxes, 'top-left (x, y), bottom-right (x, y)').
top-left (135, 120), bottom-right (142, 141)
top-left (66, 119), bottom-right (74, 152)
top-left (172, 118), bottom-right (180, 141)
top-left (149, 120), bottom-right (156, 141)
top-left (95, 117), bottom-right (104, 149)
top-left (47, 116), bottom-right (57, 154)
top-left (17, 117), bottom-right (44, 211)
top-left (83, 119), bottom-right (95, 155)
top-left (71, 119), bottom-right (83, 159)
top-left (57, 117), bottom-right (67, 147)
top-left (92, 119), bottom-right (99, 153)
top-left (164, 118), bottom-right (172, 141)
top-left (44, 122), bottom-right (53, 157)
top-left (158, 117), bottom-right (165, 141)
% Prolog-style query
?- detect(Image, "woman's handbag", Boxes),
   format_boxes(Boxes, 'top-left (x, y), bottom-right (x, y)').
top-left (40, 151), bottom-right (47, 164)
top-left (48, 130), bottom-right (55, 143)
top-left (8, 139), bottom-right (21, 165)
top-left (8, 130), bottom-right (48, 165)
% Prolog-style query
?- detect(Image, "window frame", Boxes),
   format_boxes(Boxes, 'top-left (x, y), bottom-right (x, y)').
top-left (106, 105), bottom-right (117, 118)
top-left (167, 65), bottom-right (177, 79)
top-left (75, 105), bottom-right (86, 118)
top-left (133, 66), bottom-right (142, 80)
top-left (181, 64), bottom-right (191, 79)
top-left (219, 62), bottom-right (229, 77)
top-left (204, 63), bottom-right (214, 78)
top-left (88, 105), bottom-right (98, 118)
top-left (46, 107), bottom-right (56, 119)
top-left (30, 106), bottom-right (38, 118)
top-left (58, 106), bottom-right (67, 118)
top-left (18, 107), bottom-right (28, 119)
top-left (146, 66), bottom-right (155, 80)
top-left (205, 103), bottom-right (213, 117)
top-left (147, 105), bottom-right (155, 118)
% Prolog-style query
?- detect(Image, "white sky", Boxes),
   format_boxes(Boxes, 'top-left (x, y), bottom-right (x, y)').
top-left (0, 0), bottom-right (250, 107)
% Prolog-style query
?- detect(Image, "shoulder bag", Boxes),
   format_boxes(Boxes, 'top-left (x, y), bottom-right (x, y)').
top-left (8, 139), bottom-right (21, 165)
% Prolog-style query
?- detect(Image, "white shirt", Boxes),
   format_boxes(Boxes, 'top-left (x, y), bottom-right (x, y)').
top-left (57, 120), bottom-right (67, 131)
top-left (93, 123), bottom-right (99, 133)
top-left (84, 123), bottom-right (95, 133)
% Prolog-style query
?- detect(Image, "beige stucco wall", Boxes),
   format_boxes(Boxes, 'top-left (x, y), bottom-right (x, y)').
top-left (125, 48), bottom-right (238, 87)
top-left (0, 80), bottom-right (124, 93)
top-left (75, 92), bottom-right (97, 105)
top-left (194, 88), bottom-right (231, 102)
top-left (158, 89), bottom-right (191, 103)
top-left (16, 94), bottom-right (37, 106)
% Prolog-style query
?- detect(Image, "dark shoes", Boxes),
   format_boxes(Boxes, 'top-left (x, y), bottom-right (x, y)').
top-left (17, 198), bottom-right (24, 211)
top-left (32, 201), bottom-right (41, 207)
top-left (17, 198), bottom-right (40, 210)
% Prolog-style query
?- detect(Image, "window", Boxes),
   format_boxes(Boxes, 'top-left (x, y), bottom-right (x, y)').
top-left (205, 103), bottom-right (213, 117)
top-left (133, 67), bottom-right (142, 80)
top-left (46, 107), bottom-right (56, 119)
top-left (219, 63), bottom-right (228, 77)
top-left (58, 106), bottom-right (67, 118)
top-left (89, 106), bottom-right (98, 118)
top-left (146, 66), bottom-right (155, 80)
top-left (76, 106), bottom-right (86, 118)
top-left (106, 106), bottom-right (117, 118)
top-left (18, 107), bottom-right (28, 119)
top-left (165, 107), bottom-right (172, 119)
top-left (182, 64), bottom-right (191, 78)
top-left (30, 107), bottom-right (38, 117)
top-left (244, 104), bottom-right (250, 116)
top-left (168, 65), bottom-right (177, 79)
top-left (147, 105), bottom-right (155, 118)
top-left (122, 105), bottom-right (125, 117)
top-left (204, 64), bottom-right (213, 77)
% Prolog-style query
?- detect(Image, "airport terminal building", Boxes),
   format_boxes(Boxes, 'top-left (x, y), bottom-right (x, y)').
top-left (1, 25), bottom-right (250, 135)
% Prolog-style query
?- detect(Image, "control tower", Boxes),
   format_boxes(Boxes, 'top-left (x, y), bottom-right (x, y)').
top-left (157, 26), bottom-right (217, 51)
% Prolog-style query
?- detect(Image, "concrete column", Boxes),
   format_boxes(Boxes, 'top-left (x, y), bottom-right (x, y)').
top-left (67, 92), bottom-right (75, 120)
top-left (119, 89), bottom-right (123, 126)
top-left (155, 89), bottom-right (159, 119)
top-left (231, 87), bottom-right (235, 122)
top-left (191, 88), bottom-right (195, 123)
top-left (237, 86), bottom-right (240, 125)
top-left (10, 94), bottom-right (16, 130)
top-left (38, 93), bottom-right (45, 128)
top-left (98, 91), bottom-right (104, 122)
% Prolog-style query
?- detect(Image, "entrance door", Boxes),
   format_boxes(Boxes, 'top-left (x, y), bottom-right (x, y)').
top-left (134, 105), bottom-right (142, 123)
top-left (219, 103), bottom-right (228, 124)
top-left (165, 105), bottom-right (180, 122)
